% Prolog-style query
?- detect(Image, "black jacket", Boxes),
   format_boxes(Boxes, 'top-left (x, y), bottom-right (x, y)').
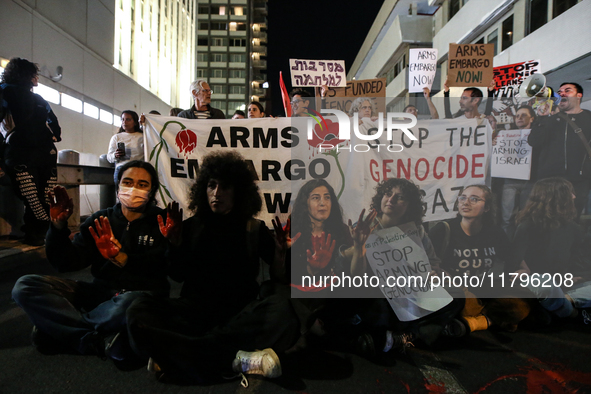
top-left (528, 109), bottom-right (591, 182)
top-left (177, 104), bottom-right (226, 120)
top-left (45, 203), bottom-right (170, 295)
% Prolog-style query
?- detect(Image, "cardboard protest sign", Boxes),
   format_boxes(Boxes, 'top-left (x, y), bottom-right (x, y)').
top-left (408, 48), bottom-right (438, 93)
top-left (491, 129), bottom-right (532, 180)
top-left (318, 78), bottom-right (387, 115)
top-left (289, 59), bottom-right (347, 87)
top-left (365, 222), bottom-right (452, 321)
top-left (493, 60), bottom-right (541, 97)
top-left (448, 44), bottom-right (494, 87)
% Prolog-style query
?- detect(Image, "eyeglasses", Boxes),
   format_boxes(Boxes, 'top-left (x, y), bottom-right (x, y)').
top-left (458, 195), bottom-right (485, 204)
top-left (200, 89), bottom-right (213, 94)
top-left (360, 106), bottom-right (372, 111)
top-left (291, 99), bottom-right (305, 105)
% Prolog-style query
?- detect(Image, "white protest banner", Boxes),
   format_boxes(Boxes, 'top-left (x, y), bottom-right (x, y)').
top-left (493, 60), bottom-right (541, 98)
top-left (145, 116), bottom-right (492, 225)
top-left (408, 48), bottom-right (438, 93)
top-left (289, 59), bottom-right (347, 87)
top-left (144, 115), bottom-right (294, 224)
top-left (365, 222), bottom-right (452, 321)
top-left (491, 129), bottom-right (532, 180)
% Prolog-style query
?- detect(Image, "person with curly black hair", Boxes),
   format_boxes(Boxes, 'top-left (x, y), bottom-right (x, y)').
top-left (1, 57), bottom-right (61, 245)
top-left (126, 151), bottom-right (299, 384)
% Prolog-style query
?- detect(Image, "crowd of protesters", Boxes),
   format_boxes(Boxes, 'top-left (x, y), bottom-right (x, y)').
top-left (2, 59), bottom-right (591, 386)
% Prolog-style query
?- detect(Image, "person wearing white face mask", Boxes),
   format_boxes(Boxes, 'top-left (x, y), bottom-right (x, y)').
top-left (12, 160), bottom-right (182, 360)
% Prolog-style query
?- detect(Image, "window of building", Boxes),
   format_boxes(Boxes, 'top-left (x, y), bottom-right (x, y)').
top-left (229, 38), bottom-right (246, 47)
top-left (197, 53), bottom-right (208, 62)
top-left (211, 69), bottom-right (227, 78)
top-left (501, 15), bottom-right (513, 51)
top-left (211, 5), bottom-right (226, 15)
top-left (487, 29), bottom-right (498, 55)
top-left (530, 0), bottom-right (549, 33)
top-left (198, 6), bottom-right (209, 14)
top-left (198, 37), bottom-right (209, 46)
top-left (210, 22), bottom-right (227, 30)
top-left (228, 101), bottom-right (245, 111)
top-left (229, 54), bottom-right (246, 63)
top-left (211, 85), bottom-right (227, 94)
top-left (553, 0), bottom-right (578, 17)
top-left (197, 69), bottom-right (206, 78)
top-left (449, 0), bottom-right (461, 19)
top-left (199, 22), bottom-right (209, 30)
top-left (211, 37), bottom-right (227, 46)
top-left (229, 70), bottom-right (246, 78)
top-left (231, 6), bottom-right (244, 15)
top-left (475, 37), bottom-right (484, 44)
top-left (211, 100), bottom-right (227, 112)
top-left (229, 85), bottom-right (246, 94)
top-left (211, 53), bottom-right (228, 62)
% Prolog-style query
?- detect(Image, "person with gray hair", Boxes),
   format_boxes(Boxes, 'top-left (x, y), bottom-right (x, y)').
top-left (177, 79), bottom-right (225, 119)
top-left (348, 97), bottom-right (376, 119)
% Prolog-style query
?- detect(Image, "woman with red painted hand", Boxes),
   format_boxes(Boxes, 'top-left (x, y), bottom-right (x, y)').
top-left (11, 160), bottom-right (181, 359)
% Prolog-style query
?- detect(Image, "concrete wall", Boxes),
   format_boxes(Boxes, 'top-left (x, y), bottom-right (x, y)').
top-left (0, 0), bottom-right (172, 219)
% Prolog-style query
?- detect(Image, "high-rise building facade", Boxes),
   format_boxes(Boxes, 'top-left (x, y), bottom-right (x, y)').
top-left (195, 0), bottom-right (268, 116)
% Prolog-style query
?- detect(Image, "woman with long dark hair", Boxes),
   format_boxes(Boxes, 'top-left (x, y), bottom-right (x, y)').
top-left (0, 57), bottom-right (61, 245)
top-left (513, 177), bottom-right (591, 321)
top-left (107, 110), bottom-right (143, 182)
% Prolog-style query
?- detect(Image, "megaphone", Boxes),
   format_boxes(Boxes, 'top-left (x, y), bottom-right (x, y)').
top-left (518, 73), bottom-right (561, 115)
top-left (519, 73), bottom-right (547, 98)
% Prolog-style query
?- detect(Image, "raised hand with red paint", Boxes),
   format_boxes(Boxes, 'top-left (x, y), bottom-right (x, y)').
top-left (158, 201), bottom-right (183, 245)
top-left (272, 216), bottom-right (301, 252)
top-left (88, 216), bottom-right (127, 267)
top-left (47, 185), bottom-right (74, 230)
top-left (306, 231), bottom-right (336, 273)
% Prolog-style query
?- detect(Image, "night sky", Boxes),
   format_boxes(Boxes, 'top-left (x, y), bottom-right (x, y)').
top-left (266, 1), bottom-right (385, 116)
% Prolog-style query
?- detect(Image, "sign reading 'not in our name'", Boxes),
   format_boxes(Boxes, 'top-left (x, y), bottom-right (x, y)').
top-left (448, 44), bottom-right (494, 87)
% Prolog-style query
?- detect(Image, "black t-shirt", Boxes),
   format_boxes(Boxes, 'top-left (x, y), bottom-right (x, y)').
top-left (430, 217), bottom-right (512, 277)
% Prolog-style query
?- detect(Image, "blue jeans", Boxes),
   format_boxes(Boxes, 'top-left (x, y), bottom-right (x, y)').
top-left (499, 179), bottom-right (529, 239)
top-left (527, 280), bottom-right (591, 318)
top-left (12, 274), bottom-right (149, 354)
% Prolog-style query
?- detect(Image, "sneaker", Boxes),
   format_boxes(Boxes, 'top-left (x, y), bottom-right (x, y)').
top-left (232, 348), bottom-right (282, 379)
top-left (442, 318), bottom-right (467, 338)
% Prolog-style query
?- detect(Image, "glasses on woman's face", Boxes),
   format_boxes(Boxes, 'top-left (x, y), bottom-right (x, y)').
top-left (458, 195), bottom-right (485, 205)
top-left (360, 105), bottom-right (372, 111)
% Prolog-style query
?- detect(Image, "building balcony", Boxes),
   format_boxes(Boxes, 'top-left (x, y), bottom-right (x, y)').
top-left (229, 62), bottom-right (245, 68)
top-left (229, 93), bottom-right (246, 100)
top-left (252, 59), bottom-right (267, 68)
top-left (230, 0), bottom-right (247, 4)
top-left (353, 14), bottom-right (433, 81)
top-left (211, 15), bottom-right (228, 21)
top-left (210, 78), bottom-right (227, 84)
top-left (212, 93), bottom-right (227, 99)
top-left (229, 78), bottom-right (246, 84)
top-left (252, 31), bottom-right (267, 41)
top-left (251, 45), bottom-right (266, 54)
top-left (229, 15), bottom-right (247, 22)
top-left (210, 62), bottom-right (227, 68)
top-left (230, 30), bottom-right (247, 37)
top-left (229, 47), bottom-right (246, 52)
top-left (197, 61), bottom-right (208, 68)
top-left (251, 88), bottom-right (265, 96)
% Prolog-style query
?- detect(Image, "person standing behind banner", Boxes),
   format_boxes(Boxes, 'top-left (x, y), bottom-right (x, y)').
top-left (0, 57), bottom-right (61, 246)
top-left (527, 82), bottom-right (591, 218)
top-left (247, 101), bottom-right (266, 118)
top-left (107, 110), bottom-right (144, 184)
top-left (177, 80), bottom-right (225, 120)
top-left (290, 89), bottom-right (312, 117)
top-left (403, 87), bottom-right (440, 119)
top-left (499, 105), bottom-right (536, 238)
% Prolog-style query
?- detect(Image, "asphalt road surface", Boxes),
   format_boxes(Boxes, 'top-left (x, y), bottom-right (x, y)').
top-left (1, 244), bottom-right (590, 393)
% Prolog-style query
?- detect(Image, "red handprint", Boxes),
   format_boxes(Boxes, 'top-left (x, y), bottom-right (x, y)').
top-left (47, 185), bottom-right (74, 229)
top-left (307, 232), bottom-right (336, 271)
top-left (89, 216), bottom-right (123, 264)
top-left (272, 216), bottom-right (301, 252)
top-left (158, 201), bottom-right (183, 245)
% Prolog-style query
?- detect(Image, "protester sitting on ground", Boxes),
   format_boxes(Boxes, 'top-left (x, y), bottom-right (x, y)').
top-left (430, 184), bottom-right (530, 335)
top-left (513, 177), bottom-right (591, 324)
top-left (12, 161), bottom-right (176, 358)
top-left (345, 179), bottom-right (462, 357)
top-left (404, 87), bottom-right (440, 119)
top-left (125, 151), bottom-right (299, 384)
top-left (169, 108), bottom-right (183, 117)
top-left (248, 101), bottom-right (266, 118)
top-left (107, 110), bottom-right (144, 183)
top-left (232, 110), bottom-right (246, 119)
top-left (0, 57), bottom-right (62, 245)
top-left (277, 180), bottom-right (353, 351)
top-left (178, 80), bottom-right (225, 119)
